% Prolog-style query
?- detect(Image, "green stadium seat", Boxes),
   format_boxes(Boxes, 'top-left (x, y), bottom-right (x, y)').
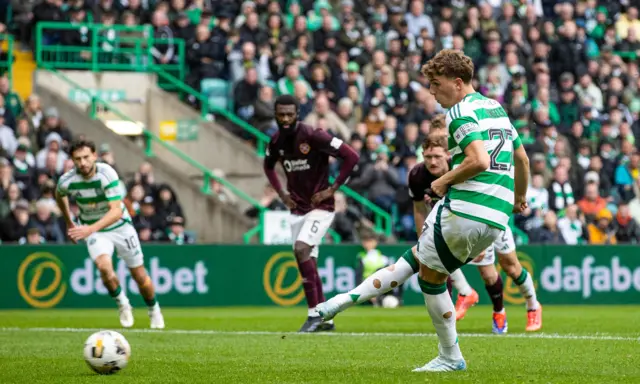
top-left (208, 96), bottom-right (228, 110)
top-left (201, 78), bottom-right (229, 97)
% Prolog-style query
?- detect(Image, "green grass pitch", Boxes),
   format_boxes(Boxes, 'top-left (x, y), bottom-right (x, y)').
top-left (0, 305), bottom-right (639, 383)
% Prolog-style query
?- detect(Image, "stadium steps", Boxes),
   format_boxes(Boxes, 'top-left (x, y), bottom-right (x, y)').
top-left (10, 48), bottom-right (36, 101)
top-left (146, 86), bottom-right (270, 204)
top-left (37, 85), bottom-right (255, 243)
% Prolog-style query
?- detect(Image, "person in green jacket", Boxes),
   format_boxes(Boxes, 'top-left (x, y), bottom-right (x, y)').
top-left (355, 231), bottom-right (403, 307)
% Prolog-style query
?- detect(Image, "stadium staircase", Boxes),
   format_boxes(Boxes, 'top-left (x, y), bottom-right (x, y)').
top-left (1, 35), bottom-right (35, 100)
top-left (36, 68), bottom-right (257, 243)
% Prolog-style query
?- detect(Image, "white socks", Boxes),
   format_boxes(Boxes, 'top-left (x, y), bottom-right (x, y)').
top-left (114, 291), bottom-right (129, 307)
top-left (308, 308), bottom-right (320, 317)
top-left (515, 269), bottom-right (539, 310)
top-left (449, 269), bottom-right (473, 296)
top-left (330, 257), bottom-right (416, 310)
top-left (422, 289), bottom-right (463, 361)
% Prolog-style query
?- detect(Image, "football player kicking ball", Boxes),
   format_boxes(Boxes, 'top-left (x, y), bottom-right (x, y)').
top-left (449, 226), bottom-right (542, 334)
top-left (317, 50), bottom-right (530, 372)
top-left (56, 139), bottom-right (164, 329)
top-left (263, 95), bottom-right (359, 333)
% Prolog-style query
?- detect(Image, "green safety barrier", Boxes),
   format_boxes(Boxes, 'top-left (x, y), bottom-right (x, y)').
top-left (34, 22), bottom-right (186, 91)
top-left (33, 23), bottom-right (392, 238)
top-left (42, 67), bottom-right (339, 243)
top-left (3, 244), bottom-right (640, 309)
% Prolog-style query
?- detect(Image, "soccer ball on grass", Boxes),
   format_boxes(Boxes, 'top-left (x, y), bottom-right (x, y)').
top-left (83, 330), bottom-right (131, 375)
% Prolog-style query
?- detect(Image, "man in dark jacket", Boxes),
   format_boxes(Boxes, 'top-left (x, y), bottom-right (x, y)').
top-left (0, 199), bottom-right (31, 242)
top-left (614, 202), bottom-right (640, 243)
top-left (549, 21), bottom-right (588, 83)
top-left (234, 66), bottom-right (260, 121)
top-left (186, 24), bottom-right (223, 91)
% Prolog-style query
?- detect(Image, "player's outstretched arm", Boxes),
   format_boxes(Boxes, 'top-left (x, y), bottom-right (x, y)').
top-left (512, 145), bottom-right (530, 213)
top-left (432, 140), bottom-right (489, 196)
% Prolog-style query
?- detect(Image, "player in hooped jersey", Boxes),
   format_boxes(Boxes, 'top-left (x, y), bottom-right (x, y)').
top-left (263, 95), bottom-right (359, 333)
top-left (315, 120), bottom-right (541, 338)
top-left (409, 123), bottom-right (542, 334)
top-left (56, 140), bottom-right (164, 329)
top-left (318, 50), bottom-right (530, 372)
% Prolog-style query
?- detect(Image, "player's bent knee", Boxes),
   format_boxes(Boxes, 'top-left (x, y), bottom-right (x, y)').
top-left (478, 265), bottom-right (498, 285)
top-left (94, 255), bottom-right (114, 274)
top-left (293, 241), bottom-right (312, 261)
top-left (418, 263), bottom-right (448, 285)
top-left (129, 266), bottom-right (149, 285)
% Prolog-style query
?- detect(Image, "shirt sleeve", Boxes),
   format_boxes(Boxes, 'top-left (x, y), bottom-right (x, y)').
top-left (101, 166), bottom-right (123, 201)
top-left (312, 129), bottom-right (344, 157)
top-left (264, 136), bottom-right (281, 169)
top-left (408, 169), bottom-right (425, 202)
top-left (511, 125), bottom-right (522, 150)
top-left (448, 115), bottom-right (482, 151)
top-left (56, 177), bottom-right (68, 197)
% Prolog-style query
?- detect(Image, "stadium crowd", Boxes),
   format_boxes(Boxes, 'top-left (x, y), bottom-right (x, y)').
top-left (0, 81), bottom-right (190, 244)
top-left (10, 0), bottom-right (640, 244)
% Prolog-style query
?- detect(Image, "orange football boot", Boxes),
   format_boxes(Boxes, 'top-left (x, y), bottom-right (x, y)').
top-left (455, 289), bottom-right (479, 321)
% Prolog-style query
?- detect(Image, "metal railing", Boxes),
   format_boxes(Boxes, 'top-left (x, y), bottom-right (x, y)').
top-left (45, 66), bottom-right (340, 243)
top-left (34, 22), bottom-right (186, 90)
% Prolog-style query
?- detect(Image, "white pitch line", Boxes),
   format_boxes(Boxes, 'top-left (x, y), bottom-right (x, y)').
top-left (0, 327), bottom-right (639, 342)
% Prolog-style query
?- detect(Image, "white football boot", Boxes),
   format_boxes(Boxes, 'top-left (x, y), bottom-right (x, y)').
top-left (118, 304), bottom-right (134, 328)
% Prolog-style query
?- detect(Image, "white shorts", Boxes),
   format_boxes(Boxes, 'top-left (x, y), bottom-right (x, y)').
top-left (416, 200), bottom-right (502, 275)
top-left (469, 226), bottom-right (516, 266)
top-left (86, 223), bottom-right (144, 268)
top-left (290, 209), bottom-right (335, 258)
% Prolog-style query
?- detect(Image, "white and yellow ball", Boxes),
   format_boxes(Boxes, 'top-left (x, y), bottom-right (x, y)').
top-left (83, 330), bottom-right (131, 375)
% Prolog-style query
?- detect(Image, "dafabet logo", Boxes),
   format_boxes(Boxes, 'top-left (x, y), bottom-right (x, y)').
top-left (263, 252), bottom-right (305, 306)
top-left (17, 252), bottom-right (67, 308)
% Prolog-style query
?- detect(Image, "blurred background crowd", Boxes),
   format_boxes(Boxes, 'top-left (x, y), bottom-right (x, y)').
top-left (7, 0), bottom-right (640, 245)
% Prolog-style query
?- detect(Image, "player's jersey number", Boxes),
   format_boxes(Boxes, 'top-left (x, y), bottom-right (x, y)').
top-left (488, 128), bottom-right (513, 172)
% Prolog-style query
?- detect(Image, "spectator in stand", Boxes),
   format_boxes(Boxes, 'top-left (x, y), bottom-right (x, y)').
top-left (578, 182), bottom-right (608, 222)
top-left (31, 199), bottom-right (64, 243)
top-left (557, 204), bottom-right (588, 244)
top-left (134, 195), bottom-right (165, 238)
top-left (587, 208), bottom-right (617, 244)
top-left (613, 201), bottom-right (640, 243)
top-left (150, 10), bottom-right (176, 65)
top-left (0, 114), bottom-right (16, 157)
top-left (36, 107), bottom-right (72, 150)
top-left (304, 93), bottom-right (351, 140)
top-left (155, 184), bottom-right (184, 224)
top-left (130, 161), bottom-right (156, 196)
top-left (160, 216), bottom-right (195, 244)
top-left (186, 24), bottom-right (222, 92)
top-left (19, 223), bottom-right (46, 245)
top-left (547, 165), bottom-right (576, 212)
top-left (530, 210), bottom-right (566, 244)
top-left (0, 182), bottom-right (21, 219)
top-left (0, 198), bottom-right (31, 242)
top-left (251, 85), bottom-right (277, 136)
top-left (234, 66), bottom-right (260, 121)
top-left (97, 143), bottom-right (120, 176)
top-left (349, 145), bottom-right (401, 212)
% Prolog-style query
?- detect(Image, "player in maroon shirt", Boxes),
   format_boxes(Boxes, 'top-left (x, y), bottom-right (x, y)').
top-left (263, 94), bottom-right (359, 332)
